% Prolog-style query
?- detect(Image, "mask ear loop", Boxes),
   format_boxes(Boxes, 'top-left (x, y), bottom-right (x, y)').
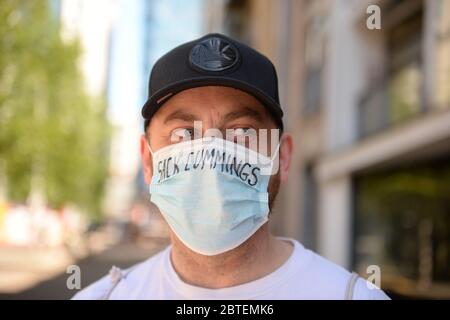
top-left (146, 141), bottom-right (156, 188)
top-left (266, 142), bottom-right (281, 176)
top-left (270, 142), bottom-right (281, 161)
top-left (146, 141), bottom-right (154, 156)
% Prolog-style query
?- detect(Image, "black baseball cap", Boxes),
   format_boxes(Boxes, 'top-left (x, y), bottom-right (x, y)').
top-left (141, 33), bottom-right (284, 130)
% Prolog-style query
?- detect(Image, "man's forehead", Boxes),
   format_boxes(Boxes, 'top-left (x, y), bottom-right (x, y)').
top-left (166, 85), bottom-right (259, 101)
top-left (153, 86), bottom-right (271, 122)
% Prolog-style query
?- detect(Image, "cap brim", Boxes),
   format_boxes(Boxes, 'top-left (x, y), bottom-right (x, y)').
top-left (141, 77), bottom-right (283, 129)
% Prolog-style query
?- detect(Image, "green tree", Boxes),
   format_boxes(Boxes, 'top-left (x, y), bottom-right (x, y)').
top-left (0, 0), bottom-right (110, 221)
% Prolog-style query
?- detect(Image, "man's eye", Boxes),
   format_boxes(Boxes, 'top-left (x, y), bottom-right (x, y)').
top-left (230, 127), bottom-right (258, 146)
top-left (233, 127), bottom-right (256, 138)
top-left (171, 128), bottom-right (194, 141)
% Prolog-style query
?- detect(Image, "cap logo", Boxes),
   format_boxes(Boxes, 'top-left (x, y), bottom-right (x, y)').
top-left (189, 36), bottom-right (239, 72)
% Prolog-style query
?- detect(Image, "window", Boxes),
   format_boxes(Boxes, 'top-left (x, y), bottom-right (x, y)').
top-left (358, 0), bottom-right (424, 137)
top-left (387, 9), bottom-right (423, 124)
top-left (353, 155), bottom-right (450, 299)
top-left (303, 14), bottom-right (327, 115)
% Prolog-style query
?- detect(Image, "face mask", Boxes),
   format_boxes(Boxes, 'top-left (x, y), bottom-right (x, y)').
top-left (147, 137), bottom-right (279, 256)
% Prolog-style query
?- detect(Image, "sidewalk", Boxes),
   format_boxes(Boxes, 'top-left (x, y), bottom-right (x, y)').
top-left (0, 239), bottom-right (169, 300)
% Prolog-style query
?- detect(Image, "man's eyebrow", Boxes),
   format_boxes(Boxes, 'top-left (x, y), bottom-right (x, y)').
top-left (223, 106), bottom-right (264, 123)
top-left (163, 109), bottom-right (200, 124)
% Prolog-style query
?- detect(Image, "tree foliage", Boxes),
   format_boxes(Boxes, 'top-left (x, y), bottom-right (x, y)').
top-left (0, 0), bottom-right (110, 220)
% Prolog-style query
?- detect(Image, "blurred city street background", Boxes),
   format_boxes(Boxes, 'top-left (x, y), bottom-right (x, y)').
top-left (0, 0), bottom-right (449, 299)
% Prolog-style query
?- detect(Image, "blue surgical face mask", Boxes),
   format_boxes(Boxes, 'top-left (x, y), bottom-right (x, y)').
top-left (148, 137), bottom-right (279, 256)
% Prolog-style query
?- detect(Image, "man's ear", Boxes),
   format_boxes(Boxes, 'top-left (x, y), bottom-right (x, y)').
top-left (279, 133), bottom-right (293, 183)
top-left (140, 134), bottom-right (153, 184)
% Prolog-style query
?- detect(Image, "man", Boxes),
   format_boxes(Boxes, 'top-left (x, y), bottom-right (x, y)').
top-left (73, 33), bottom-right (389, 300)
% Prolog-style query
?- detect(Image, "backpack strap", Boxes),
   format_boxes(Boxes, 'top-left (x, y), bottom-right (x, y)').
top-left (344, 272), bottom-right (360, 300)
top-left (101, 266), bottom-right (124, 300)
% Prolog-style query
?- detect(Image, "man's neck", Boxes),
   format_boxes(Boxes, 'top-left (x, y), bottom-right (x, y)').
top-left (169, 224), bottom-right (294, 289)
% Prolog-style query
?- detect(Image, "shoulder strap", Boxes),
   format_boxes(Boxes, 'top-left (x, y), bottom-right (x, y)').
top-left (101, 264), bottom-right (140, 300)
top-left (344, 272), bottom-right (360, 300)
top-left (101, 266), bottom-right (123, 300)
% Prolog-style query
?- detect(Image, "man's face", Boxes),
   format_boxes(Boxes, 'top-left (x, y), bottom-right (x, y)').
top-left (140, 86), bottom-right (292, 211)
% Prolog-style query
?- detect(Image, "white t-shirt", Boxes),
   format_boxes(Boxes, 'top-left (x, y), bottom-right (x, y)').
top-left (72, 238), bottom-right (390, 300)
